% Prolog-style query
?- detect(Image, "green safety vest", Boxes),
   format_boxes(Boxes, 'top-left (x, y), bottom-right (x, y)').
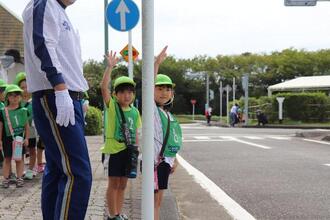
top-left (0, 102), bottom-right (4, 110)
top-left (114, 103), bottom-right (139, 144)
top-left (1, 107), bottom-right (28, 137)
top-left (158, 108), bottom-right (182, 157)
top-left (21, 100), bottom-right (33, 123)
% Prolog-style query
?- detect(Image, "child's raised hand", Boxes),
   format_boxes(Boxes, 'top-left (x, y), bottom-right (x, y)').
top-left (155, 46), bottom-right (168, 65)
top-left (105, 51), bottom-right (119, 69)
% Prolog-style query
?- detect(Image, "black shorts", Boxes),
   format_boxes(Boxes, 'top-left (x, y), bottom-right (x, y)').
top-left (156, 161), bottom-right (171, 190)
top-left (108, 148), bottom-right (129, 177)
top-left (28, 138), bottom-right (37, 149)
top-left (37, 139), bottom-right (45, 149)
top-left (2, 137), bottom-right (26, 158)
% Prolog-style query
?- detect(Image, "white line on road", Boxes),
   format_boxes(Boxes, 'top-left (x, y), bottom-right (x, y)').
top-left (243, 136), bottom-right (263, 140)
top-left (177, 154), bottom-right (257, 220)
top-left (183, 139), bottom-right (229, 143)
top-left (231, 138), bottom-right (272, 150)
top-left (323, 164), bottom-right (330, 167)
top-left (303, 139), bottom-right (330, 145)
top-left (267, 136), bottom-right (291, 140)
top-left (194, 136), bottom-right (211, 140)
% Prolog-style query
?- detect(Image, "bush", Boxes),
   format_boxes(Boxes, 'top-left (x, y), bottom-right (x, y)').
top-left (85, 106), bottom-right (102, 135)
top-left (277, 92), bottom-right (330, 122)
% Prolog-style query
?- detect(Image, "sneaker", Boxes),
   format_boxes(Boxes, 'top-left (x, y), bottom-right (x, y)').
top-left (107, 216), bottom-right (121, 220)
top-left (16, 178), bottom-right (24, 188)
top-left (9, 172), bottom-right (17, 184)
top-left (36, 164), bottom-right (44, 173)
top-left (24, 169), bottom-right (34, 180)
top-left (119, 214), bottom-right (128, 220)
top-left (2, 178), bottom-right (9, 188)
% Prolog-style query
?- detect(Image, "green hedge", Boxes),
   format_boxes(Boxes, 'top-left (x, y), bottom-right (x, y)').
top-left (254, 92), bottom-right (330, 123)
top-left (85, 106), bottom-right (102, 135)
top-left (276, 92), bottom-right (330, 122)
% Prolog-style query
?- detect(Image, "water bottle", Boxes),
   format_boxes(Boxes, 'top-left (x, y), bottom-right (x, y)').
top-left (12, 136), bottom-right (23, 161)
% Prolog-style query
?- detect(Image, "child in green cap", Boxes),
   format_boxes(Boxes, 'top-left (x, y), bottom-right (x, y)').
top-left (100, 51), bottom-right (141, 220)
top-left (0, 84), bottom-right (30, 188)
top-left (0, 79), bottom-right (6, 168)
top-left (15, 72), bottom-right (42, 179)
top-left (153, 46), bottom-right (183, 220)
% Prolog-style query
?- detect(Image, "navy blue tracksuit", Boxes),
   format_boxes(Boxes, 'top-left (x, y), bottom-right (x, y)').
top-left (32, 92), bottom-right (92, 220)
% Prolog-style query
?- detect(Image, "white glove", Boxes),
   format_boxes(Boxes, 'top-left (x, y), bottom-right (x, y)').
top-left (55, 89), bottom-right (75, 127)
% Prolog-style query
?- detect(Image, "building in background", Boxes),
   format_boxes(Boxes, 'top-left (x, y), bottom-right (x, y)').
top-left (0, 2), bottom-right (24, 56)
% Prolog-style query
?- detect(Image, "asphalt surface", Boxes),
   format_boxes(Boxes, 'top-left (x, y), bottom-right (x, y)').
top-left (179, 123), bottom-right (330, 220)
top-left (1, 124), bottom-right (330, 220)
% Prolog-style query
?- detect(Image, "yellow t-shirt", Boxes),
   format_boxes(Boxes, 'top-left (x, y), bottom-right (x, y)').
top-left (101, 97), bottom-right (141, 154)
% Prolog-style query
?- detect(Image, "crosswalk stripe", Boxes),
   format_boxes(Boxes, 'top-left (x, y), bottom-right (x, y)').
top-left (231, 138), bottom-right (272, 150)
top-left (195, 136), bottom-right (211, 140)
top-left (218, 136), bottom-right (235, 139)
top-left (267, 136), bottom-right (291, 140)
top-left (243, 136), bottom-right (263, 140)
top-left (183, 139), bottom-right (229, 143)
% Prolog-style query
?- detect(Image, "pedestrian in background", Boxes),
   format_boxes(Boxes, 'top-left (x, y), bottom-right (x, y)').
top-left (205, 106), bottom-right (212, 125)
top-left (153, 46), bottom-right (183, 220)
top-left (22, 0), bottom-right (92, 219)
top-left (4, 49), bottom-right (25, 84)
top-left (100, 51), bottom-right (141, 220)
top-left (230, 103), bottom-right (239, 127)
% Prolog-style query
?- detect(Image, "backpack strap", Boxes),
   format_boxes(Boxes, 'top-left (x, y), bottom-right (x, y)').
top-left (116, 102), bottom-right (131, 146)
top-left (4, 107), bottom-right (14, 138)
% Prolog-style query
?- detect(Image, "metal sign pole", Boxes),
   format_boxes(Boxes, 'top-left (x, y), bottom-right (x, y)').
top-left (142, 0), bottom-right (154, 219)
top-left (219, 81), bottom-right (222, 123)
top-left (128, 30), bottom-right (133, 79)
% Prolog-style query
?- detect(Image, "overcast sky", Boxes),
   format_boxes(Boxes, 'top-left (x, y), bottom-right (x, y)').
top-left (1, 0), bottom-right (330, 61)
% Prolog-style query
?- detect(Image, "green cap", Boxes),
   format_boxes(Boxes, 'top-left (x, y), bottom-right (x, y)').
top-left (0, 79), bottom-right (7, 88)
top-left (14, 72), bottom-right (26, 85)
top-left (113, 76), bottom-right (136, 90)
top-left (4, 84), bottom-right (23, 97)
top-left (155, 74), bottom-right (175, 87)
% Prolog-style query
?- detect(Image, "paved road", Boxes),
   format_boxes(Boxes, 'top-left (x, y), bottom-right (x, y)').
top-left (178, 123), bottom-right (330, 220)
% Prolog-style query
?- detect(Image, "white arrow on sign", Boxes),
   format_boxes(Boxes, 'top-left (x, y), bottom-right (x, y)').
top-left (116, 0), bottom-right (130, 30)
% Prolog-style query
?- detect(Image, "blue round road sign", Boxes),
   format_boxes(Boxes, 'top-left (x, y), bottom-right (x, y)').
top-left (106, 0), bottom-right (140, 32)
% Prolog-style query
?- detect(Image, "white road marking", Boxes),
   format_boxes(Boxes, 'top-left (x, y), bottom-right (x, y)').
top-left (303, 139), bottom-right (330, 145)
top-left (323, 164), bottom-right (330, 167)
top-left (183, 139), bottom-right (229, 143)
top-left (231, 138), bottom-right (272, 150)
top-left (194, 136), bottom-right (211, 140)
top-left (243, 136), bottom-right (263, 140)
top-left (177, 154), bottom-right (257, 220)
top-left (219, 136), bottom-right (235, 140)
top-left (267, 136), bottom-right (291, 140)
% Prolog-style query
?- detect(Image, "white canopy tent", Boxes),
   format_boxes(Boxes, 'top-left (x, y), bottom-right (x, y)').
top-left (268, 75), bottom-right (330, 96)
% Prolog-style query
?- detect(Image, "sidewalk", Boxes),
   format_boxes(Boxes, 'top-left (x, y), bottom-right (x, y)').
top-left (0, 136), bottom-right (181, 220)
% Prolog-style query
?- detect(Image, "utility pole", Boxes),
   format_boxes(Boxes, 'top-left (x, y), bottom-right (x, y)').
top-left (219, 81), bottom-right (223, 123)
top-left (104, 0), bottom-right (109, 55)
top-left (141, 0), bottom-right (154, 219)
top-left (206, 73), bottom-right (209, 111)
